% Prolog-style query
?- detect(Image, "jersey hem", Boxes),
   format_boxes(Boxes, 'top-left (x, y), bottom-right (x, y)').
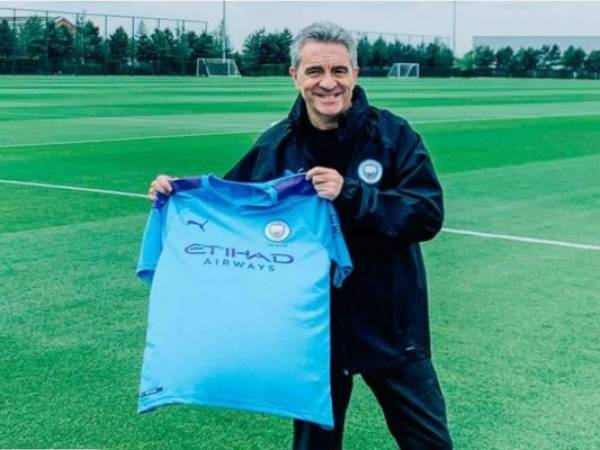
top-left (137, 392), bottom-right (334, 427)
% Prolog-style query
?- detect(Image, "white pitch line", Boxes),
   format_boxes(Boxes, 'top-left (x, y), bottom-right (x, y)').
top-left (0, 128), bottom-right (266, 149)
top-left (1, 178), bottom-right (599, 252)
top-left (0, 179), bottom-right (147, 199)
top-left (442, 227), bottom-right (600, 251)
top-left (411, 110), bottom-right (600, 125)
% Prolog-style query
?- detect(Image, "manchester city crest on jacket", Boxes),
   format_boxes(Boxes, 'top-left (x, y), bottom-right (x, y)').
top-left (357, 159), bottom-right (383, 184)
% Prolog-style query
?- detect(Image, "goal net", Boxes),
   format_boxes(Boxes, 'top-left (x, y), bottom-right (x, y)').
top-left (196, 58), bottom-right (241, 77)
top-left (387, 63), bottom-right (420, 79)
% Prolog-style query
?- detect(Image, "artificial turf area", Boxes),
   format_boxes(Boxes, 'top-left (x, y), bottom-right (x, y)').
top-left (1, 76), bottom-right (599, 449)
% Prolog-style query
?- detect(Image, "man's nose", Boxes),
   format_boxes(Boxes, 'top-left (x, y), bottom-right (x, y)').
top-left (318, 72), bottom-right (337, 89)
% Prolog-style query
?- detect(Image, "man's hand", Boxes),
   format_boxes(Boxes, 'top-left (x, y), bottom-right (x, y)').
top-left (305, 167), bottom-right (344, 201)
top-left (148, 174), bottom-right (174, 201)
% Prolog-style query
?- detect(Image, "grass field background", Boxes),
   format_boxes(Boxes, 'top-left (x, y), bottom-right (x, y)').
top-left (1, 76), bottom-right (599, 449)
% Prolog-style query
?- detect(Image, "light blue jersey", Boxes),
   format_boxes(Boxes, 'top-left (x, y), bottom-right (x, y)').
top-left (136, 173), bottom-right (352, 427)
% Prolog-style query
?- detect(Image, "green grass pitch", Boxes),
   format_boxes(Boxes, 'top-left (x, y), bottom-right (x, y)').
top-left (1, 75), bottom-right (599, 449)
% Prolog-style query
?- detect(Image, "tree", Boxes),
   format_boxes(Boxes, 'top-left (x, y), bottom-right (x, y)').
top-left (356, 36), bottom-right (371, 68)
top-left (79, 19), bottom-right (104, 64)
top-left (413, 42), bottom-right (427, 69)
top-left (512, 47), bottom-right (541, 77)
top-left (421, 41), bottom-right (453, 76)
top-left (387, 41), bottom-right (421, 67)
top-left (473, 45), bottom-right (495, 76)
top-left (538, 44), bottom-right (561, 77)
top-left (370, 36), bottom-right (389, 67)
top-left (387, 41), bottom-right (405, 63)
top-left (174, 26), bottom-right (191, 73)
top-left (19, 16), bottom-right (46, 59)
top-left (434, 44), bottom-right (455, 76)
top-left (211, 21), bottom-right (233, 58)
top-left (149, 28), bottom-right (178, 73)
top-left (456, 50), bottom-right (475, 77)
top-left (187, 31), bottom-right (215, 60)
top-left (0, 19), bottom-right (16, 58)
top-left (276, 28), bottom-right (293, 66)
top-left (261, 32), bottom-right (283, 64)
top-left (241, 28), bottom-right (292, 71)
top-left (562, 46), bottom-right (586, 78)
top-left (495, 46), bottom-right (514, 77)
top-left (46, 21), bottom-right (74, 71)
top-left (584, 50), bottom-right (600, 78)
top-left (109, 26), bottom-right (130, 63)
top-left (242, 28), bottom-right (265, 68)
top-left (136, 21), bottom-right (156, 64)
top-left (421, 42), bottom-right (438, 76)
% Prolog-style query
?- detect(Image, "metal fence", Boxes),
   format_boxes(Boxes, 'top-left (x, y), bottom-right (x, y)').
top-left (0, 7), bottom-right (208, 75)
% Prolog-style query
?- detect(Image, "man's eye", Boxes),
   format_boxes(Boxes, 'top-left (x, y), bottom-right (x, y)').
top-left (334, 68), bottom-right (348, 75)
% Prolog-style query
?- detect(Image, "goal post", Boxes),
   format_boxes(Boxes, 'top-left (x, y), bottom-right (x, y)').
top-left (196, 58), bottom-right (241, 77)
top-left (387, 63), bottom-right (420, 79)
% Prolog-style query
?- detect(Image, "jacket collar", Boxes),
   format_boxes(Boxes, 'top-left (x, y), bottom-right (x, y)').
top-left (288, 85), bottom-right (370, 142)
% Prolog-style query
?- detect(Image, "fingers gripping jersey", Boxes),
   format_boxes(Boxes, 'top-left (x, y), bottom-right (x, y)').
top-left (136, 173), bottom-right (352, 427)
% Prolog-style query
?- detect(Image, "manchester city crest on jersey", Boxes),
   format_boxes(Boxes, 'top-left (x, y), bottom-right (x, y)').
top-left (358, 159), bottom-right (383, 184)
top-left (264, 220), bottom-right (291, 242)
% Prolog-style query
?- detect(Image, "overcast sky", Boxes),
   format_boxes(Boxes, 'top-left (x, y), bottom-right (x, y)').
top-left (1, 1), bottom-right (600, 55)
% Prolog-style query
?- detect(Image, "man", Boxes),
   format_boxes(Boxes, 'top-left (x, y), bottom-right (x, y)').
top-left (149, 22), bottom-right (452, 450)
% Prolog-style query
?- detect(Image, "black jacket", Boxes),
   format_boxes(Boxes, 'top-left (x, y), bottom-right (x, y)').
top-left (225, 85), bottom-right (444, 373)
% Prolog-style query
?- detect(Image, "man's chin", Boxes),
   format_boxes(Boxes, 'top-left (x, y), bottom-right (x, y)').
top-left (315, 106), bottom-right (343, 119)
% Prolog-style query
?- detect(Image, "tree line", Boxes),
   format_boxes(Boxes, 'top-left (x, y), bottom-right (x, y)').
top-left (458, 44), bottom-right (600, 79)
top-left (1, 16), bottom-right (599, 78)
top-left (0, 16), bottom-right (232, 75)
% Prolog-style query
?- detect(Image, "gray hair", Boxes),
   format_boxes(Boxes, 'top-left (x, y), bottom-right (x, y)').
top-left (290, 22), bottom-right (357, 69)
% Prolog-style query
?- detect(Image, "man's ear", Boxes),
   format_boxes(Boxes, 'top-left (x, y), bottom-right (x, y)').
top-left (353, 66), bottom-right (360, 80)
top-left (289, 66), bottom-right (300, 88)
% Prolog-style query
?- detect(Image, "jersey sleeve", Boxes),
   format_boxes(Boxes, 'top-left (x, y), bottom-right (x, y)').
top-left (318, 201), bottom-right (353, 288)
top-left (136, 203), bottom-right (166, 284)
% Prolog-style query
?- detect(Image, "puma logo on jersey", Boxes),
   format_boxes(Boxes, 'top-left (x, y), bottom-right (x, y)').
top-left (187, 219), bottom-right (209, 231)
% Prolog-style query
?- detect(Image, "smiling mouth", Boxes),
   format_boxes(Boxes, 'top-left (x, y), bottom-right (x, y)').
top-left (315, 92), bottom-right (343, 100)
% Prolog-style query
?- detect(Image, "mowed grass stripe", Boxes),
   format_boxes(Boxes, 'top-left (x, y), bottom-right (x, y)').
top-left (1, 80), bottom-right (595, 124)
top-left (3, 74), bottom-right (598, 88)
top-left (1, 108), bottom-right (599, 148)
top-left (0, 101), bottom-right (292, 121)
top-left (420, 114), bottom-right (600, 174)
top-left (0, 114), bottom-right (276, 146)
top-left (2, 115), bottom-right (598, 181)
top-left (440, 152), bottom-right (600, 245)
top-left (2, 77), bottom-right (599, 127)
top-left (4, 89), bottom-right (600, 103)
top-left (0, 133), bottom-right (256, 233)
top-left (3, 99), bottom-right (600, 123)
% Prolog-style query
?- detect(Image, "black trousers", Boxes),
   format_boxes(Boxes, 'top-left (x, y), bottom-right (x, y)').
top-left (293, 358), bottom-right (453, 450)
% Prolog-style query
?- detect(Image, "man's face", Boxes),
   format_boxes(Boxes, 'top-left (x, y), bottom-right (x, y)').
top-left (289, 41), bottom-right (359, 127)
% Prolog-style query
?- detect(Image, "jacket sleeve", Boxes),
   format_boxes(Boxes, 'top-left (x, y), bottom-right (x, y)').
top-left (334, 122), bottom-right (444, 243)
